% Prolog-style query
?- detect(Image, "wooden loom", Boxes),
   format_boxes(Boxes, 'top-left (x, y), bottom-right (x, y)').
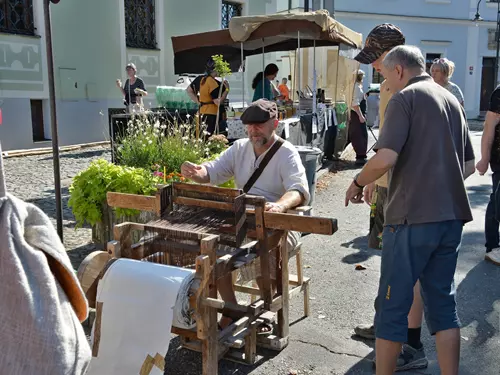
top-left (80, 182), bottom-right (338, 375)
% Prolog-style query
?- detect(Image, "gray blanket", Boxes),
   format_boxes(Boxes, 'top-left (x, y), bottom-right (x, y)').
top-left (0, 148), bottom-right (91, 374)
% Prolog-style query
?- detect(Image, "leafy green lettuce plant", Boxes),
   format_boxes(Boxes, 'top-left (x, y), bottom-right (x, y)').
top-left (68, 159), bottom-right (160, 227)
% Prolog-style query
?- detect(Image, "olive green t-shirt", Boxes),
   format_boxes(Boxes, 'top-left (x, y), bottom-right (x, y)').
top-left (375, 75), bottom-right (474, 225)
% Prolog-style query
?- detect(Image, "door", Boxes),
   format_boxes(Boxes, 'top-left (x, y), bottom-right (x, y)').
top-left (30, 99), bottom-right (45, 142)
top-left (481, 57), bottom-right (496, 112)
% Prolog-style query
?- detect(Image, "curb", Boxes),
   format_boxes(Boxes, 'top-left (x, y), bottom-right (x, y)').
top-left (2, 141), bottom-right (110, 158)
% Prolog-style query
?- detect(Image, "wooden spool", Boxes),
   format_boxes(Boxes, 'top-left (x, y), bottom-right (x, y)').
top-left (77, 251), bottom-right (112, 308)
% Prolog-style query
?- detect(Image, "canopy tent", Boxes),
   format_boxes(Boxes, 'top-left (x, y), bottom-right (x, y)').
top-left (171, 11), bottom-right (363, 158)
top-left (171, 10), bottom-right (362, 74)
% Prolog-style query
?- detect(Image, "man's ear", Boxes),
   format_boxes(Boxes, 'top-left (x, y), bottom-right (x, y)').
top-left (396, 65), bottom-right (404, 80)
top-left (274, 119), bottom-right (279, 128)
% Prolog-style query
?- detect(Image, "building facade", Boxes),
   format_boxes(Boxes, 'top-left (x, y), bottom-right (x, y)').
top-left (279, 0), bottom-right (500, 119)
top-left (2, 0), bottom-right (495, 151)
top-left (0, 0), bottom-right (276, 151)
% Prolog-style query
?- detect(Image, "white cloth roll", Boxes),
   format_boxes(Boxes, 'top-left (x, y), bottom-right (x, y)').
top-left (87, 259), bottom-right (196, 375)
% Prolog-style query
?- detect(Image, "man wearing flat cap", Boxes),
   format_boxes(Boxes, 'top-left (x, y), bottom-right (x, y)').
top-left (352, 24), bottom-right (430, 372)
top-left (181, 98), bottom-right (309, 333)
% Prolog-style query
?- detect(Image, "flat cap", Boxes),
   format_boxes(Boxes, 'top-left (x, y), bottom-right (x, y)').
top-left (355, 24), bottom-right (405, 65)
top-left (240, 99), bottom-right (277, 124)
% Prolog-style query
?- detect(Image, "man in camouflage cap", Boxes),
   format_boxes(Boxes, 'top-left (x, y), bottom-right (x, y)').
top-left (353, 24), bottom-right (429, 372)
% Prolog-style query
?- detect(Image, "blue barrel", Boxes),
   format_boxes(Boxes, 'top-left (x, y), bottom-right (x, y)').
top-left (295, 146), bottom-right (322, 205)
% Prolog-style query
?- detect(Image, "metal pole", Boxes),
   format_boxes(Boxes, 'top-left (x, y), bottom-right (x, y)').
top-left (241, 43), bottom-right (245, 108)
top-left (495, 1), bottom-right (500, 86)
top-left (43, 0), bottom-right (63, 240)
top-left (313, 39), bottom-right (317, 115)
top-left (262, 40), bottom-right (265, 99)
top-left (298, 31), bottom-right (301, 113)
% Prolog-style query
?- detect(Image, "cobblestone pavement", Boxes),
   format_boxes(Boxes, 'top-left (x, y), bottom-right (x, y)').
top-left (3, 146), bottom-right (110, 269)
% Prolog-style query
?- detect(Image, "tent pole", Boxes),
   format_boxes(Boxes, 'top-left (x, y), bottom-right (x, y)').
top-left (313, 39), bottom-right (317, 115)
top-left (298, 31), bottom-right (301, 114)
top-left (262, 40), bottom-right (265, 99)
top-left (241, 42), bottom-right (245, 108)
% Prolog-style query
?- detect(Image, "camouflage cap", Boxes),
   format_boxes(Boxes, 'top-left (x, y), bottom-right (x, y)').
top-left (241, 99), bottom-right (277, 124)
top-left (355, 24), bottom-right (405, 65)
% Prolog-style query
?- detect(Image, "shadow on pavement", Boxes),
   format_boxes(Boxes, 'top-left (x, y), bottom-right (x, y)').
top-left (341, 235), bottom-right (382, 264)
top-left (40, 148), bottom-right (109, 161)
top-left (163, 336), bottom-right (280, 375)
top-left (467, 184), bottom-right (491, 209)
top-left (343, 229), bottom-right (500, 374)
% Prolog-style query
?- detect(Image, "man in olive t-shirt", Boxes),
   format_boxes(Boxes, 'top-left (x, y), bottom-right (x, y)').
top-left (476, 86), bottom-right (500, 266)
top-left (346, 45), bottom-right (474, 375)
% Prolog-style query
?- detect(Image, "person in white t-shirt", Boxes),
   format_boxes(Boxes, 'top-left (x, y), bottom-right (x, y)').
top-left (347, 70), bottom-right (368, 165)
top-left (181, 99), bottom-right (310, 333)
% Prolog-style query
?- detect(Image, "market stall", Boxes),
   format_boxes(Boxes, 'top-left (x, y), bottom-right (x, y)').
top-left (171, 10), bottom-right (362, 157)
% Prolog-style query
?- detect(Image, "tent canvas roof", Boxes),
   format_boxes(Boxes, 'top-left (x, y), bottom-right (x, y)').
top-left (171, 10), bottom-right (362, 74)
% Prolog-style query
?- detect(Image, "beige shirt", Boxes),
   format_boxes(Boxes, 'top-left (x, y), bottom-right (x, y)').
top-left (203, 135), bottom-right (311, 204)
top-left (375, 80), bottom-right (392, 188)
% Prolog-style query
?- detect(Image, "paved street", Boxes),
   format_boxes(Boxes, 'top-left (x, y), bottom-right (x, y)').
top-left (2, 146), bottom-right (110, 268)
top-left (3, 128), bottom-right (499, 374)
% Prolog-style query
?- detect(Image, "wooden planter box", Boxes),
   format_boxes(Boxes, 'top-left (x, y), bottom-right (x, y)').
top-left (91, 202), bottom-right (156, 248)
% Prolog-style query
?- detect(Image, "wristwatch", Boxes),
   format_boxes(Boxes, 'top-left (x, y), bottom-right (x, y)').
top-left (353, 174), bottom-right (364, 189)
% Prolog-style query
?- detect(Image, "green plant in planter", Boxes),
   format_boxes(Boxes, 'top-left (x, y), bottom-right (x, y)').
top-left (68, 159), bottom-right (160, 227)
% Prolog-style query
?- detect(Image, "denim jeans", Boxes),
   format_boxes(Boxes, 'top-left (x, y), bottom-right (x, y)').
top-left (375, 221), bottom-right (463, 342)
top-left (485, 171), bottom-right (500, 251)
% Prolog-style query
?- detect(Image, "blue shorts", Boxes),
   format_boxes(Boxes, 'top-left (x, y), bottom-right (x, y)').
top-left (375, 220), bottom-right (463, 343)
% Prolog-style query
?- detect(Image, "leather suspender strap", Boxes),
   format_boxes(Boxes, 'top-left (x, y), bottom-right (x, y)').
top-left (243, 137), bottom-right (285, 193)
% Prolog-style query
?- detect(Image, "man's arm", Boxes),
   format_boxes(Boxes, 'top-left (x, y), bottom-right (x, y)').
top-left (355, 148), bottom-right (398, 187)
top-left (345, 97), bottom-right (410, 206)
top-left (180, 162), bottom-right (210, 183)
top-left (463, 120), bottom-right (476, 180)
top-left (476, 110), bottom-right (500, 175)
top-left (181, 143), bottom-right (235, 185)
top-left (267, 151), bottom-right (310, 212)
top-left (269, 190), bottom-right (304, 213)
top-left (359, 97), bottom-right (409, 187)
